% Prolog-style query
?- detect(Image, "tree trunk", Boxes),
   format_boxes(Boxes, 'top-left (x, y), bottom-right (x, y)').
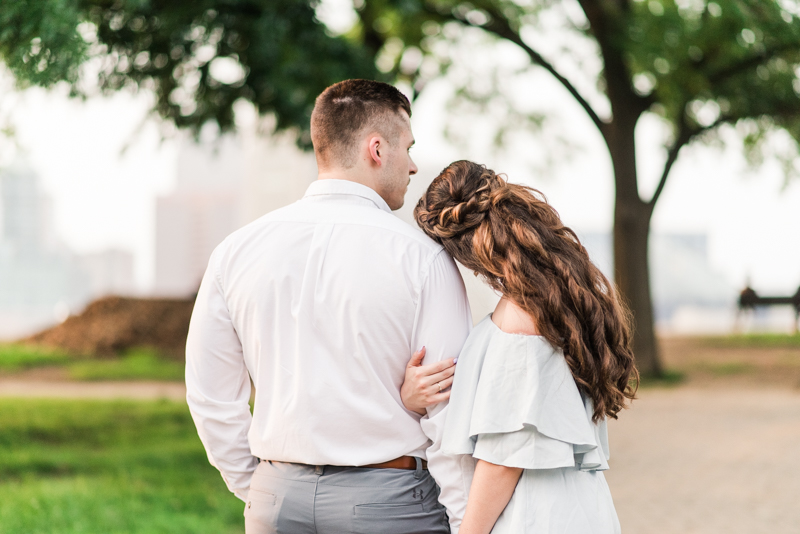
top-left (613, 197), bottom-right (662, 377)
top-left (607, 118), bottom-right (663, 378)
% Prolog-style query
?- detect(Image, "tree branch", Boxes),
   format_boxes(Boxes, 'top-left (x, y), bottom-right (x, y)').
top-left (708, 44), bottom-right (797, 84)
top-left (649, 99), bottom-right (800, 208)
top-left (647, 116), bottom-right (730, 208)
top-left (434, 3), bottom-right (609, 138)
top-left (646, 127), bottom-right (690, 209)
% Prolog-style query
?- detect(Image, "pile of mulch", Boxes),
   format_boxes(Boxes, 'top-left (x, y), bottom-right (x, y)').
top-left (25, 296), bottom-right (195, 359)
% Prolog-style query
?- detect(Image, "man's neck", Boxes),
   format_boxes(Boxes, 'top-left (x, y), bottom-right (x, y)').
top-left (317, 168), bottom-right (377, 192)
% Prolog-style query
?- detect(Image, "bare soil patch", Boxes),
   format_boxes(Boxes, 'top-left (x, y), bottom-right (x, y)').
top-left (24, 296), bottom-right (195, 359)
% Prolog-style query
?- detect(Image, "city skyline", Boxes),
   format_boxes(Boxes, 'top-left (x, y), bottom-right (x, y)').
top-left (0, 163), bottom-right (135, 338)
top-left (0, 128), bottom-right (778, 338)
top-left (0, 68), bottom-right (798, 338)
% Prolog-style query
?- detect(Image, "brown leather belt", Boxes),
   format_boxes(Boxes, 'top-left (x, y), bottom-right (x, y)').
top-left (363, 455), bottom-right (427, 470)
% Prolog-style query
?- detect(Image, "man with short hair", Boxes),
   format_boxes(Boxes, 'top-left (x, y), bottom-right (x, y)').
top-left (186, 79), bottom-right (471, 533)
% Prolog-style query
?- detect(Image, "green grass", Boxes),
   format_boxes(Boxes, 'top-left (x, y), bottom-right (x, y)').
top-left (0, 345), bottom-right (185, 382)
top-left (703, 361), bottom-right (756, 376)
top-left (67, 349), bottom-right (184, 381)
top-left (638, 369), bottom-right (686, 388)
top-left (0, 344), bottom-right (72, 372)
top-left (0, 398), bottom-right (243, 534)
top-left (700, 332), bottom-right (800, 349)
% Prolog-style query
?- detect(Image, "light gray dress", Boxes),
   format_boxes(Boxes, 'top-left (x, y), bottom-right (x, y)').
top-left (442, 315), bottom-right (621, 534)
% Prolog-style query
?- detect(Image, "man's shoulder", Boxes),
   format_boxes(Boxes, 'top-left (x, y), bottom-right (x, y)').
top-left (258, 199), bottom-right (444, 254)
top-left (211, 200), bottom-right (445, 263)
top-left (367, 210), bottom-right (444, 254)
top-left (207, 202), bottom-right (301, 262)
top-left (221, 200), bottom-right (305, 242)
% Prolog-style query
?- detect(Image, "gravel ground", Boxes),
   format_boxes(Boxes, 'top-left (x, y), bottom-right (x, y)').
top-left (606, 386), bottom-right (800, 534)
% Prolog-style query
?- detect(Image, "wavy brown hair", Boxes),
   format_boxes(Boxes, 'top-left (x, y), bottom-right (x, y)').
top-left (415, 161), bottom-right (638, 421)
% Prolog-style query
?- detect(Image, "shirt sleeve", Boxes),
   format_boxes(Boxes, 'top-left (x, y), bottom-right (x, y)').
top-left (185, 246), bottom-right (258, 502)
top-left (411, 249), bottom-right (473, 534)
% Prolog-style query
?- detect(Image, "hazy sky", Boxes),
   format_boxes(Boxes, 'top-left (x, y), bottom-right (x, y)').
top-left (0, 76), bottom-right (177, 287)
top-left (1, 12), bottom-right (799, 295)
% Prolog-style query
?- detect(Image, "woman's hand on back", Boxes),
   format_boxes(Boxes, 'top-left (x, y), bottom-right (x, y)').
top-left (400, 347), bottom-right (457, 415)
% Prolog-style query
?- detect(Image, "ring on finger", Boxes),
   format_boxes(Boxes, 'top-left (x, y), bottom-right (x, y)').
top-left (437, 382), bottom-right (442, 393)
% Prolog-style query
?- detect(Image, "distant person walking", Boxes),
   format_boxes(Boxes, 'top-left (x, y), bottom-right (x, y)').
top-left (186, 80), bottom-right (470, 533)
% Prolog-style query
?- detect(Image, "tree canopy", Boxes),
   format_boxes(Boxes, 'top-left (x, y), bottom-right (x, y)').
top-left (5, 1), bottom-right (798, 166)
top-left (0, 0), bottom-right (380, 144)
top-left (359, 0), bottom-right (800, 177)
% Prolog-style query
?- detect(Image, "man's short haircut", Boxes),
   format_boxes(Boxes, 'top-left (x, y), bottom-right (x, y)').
top-left (311, 79), bottom-right (412, 169)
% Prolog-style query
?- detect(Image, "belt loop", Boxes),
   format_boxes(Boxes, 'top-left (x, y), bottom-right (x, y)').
top-left (315, 465), bottom-right (324, 476)
top-left (413, 457), bottom-right (423, 479)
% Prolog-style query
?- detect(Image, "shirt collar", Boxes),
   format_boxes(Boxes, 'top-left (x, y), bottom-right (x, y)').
top-left (303, 179), bottom-right (392, 213)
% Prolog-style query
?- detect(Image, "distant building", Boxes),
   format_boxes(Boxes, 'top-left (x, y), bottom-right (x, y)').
top-left (78, 249), bottom-right (135, 299)
top-left (1, 163), bottom-right (51, 255)
top-left (239, 127), bottom-right (318, 224)
top-left (153, 130), bottom-right (316, 297)
top-left (578, 232), bottom-right (736, 333)
top-left (0, 164), bottom-right (87, 337)
top-left (0, 162), bottom-right (135, 339)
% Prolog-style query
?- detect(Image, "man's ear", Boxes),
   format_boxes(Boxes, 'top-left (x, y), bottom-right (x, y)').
top-left (368, 136), bottom-right (383, 166)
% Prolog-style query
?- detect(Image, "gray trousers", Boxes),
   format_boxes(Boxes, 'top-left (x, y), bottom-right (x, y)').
top-left (244, 459), bottom-right (451, 534)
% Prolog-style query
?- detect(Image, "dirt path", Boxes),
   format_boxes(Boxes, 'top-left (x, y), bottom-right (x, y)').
top-left (0, 378), bottom-right (186, 400)
top-left (606, 385), bottom-right (800, 534)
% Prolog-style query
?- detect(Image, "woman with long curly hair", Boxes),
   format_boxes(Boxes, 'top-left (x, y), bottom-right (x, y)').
top-left (407, 160), bottom-right (638, 534)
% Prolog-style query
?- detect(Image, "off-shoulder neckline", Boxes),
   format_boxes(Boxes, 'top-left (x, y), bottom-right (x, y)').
top-left (487, 313), bottom-right (544, 339)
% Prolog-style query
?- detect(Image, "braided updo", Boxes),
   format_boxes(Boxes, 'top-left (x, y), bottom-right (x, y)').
top-left (414, 160), bottom-right (637, 422)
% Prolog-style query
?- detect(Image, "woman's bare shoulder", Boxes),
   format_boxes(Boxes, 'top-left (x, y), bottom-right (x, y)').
top-left (492, 297), bottom-right (540, 336)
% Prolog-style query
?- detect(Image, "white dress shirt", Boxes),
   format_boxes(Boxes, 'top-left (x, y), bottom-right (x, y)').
top-left (185, 179), bottom-right (472, 532)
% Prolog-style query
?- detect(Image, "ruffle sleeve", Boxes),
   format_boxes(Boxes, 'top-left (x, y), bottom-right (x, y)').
top-left (442, 318), bottom-right (609, 472)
